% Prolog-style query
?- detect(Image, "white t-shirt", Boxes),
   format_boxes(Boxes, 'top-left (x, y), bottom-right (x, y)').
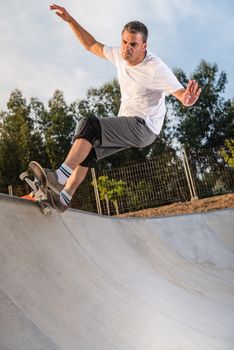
top-left (103, 45), bottom-right (184, 135)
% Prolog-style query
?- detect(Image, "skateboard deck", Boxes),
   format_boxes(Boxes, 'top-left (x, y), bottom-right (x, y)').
top-left (20, 161), bottom-right (56, 214)
top-left (28, 161), bottom-right (47, 190)
top-left (19, 170), bottom-right (51, 215)
top-left (28, 161), bottom-right (57, 210)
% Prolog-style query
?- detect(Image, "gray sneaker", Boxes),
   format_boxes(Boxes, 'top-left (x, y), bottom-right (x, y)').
top-left (44, 169), bottom-right (64, 194)
top-left (47, 190), bottom-right (69, 213)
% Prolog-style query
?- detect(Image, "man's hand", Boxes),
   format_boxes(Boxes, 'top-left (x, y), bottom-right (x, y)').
top-left (173, 80), bottom-right (202, 107)
top-left (50, 4), bottom-right (72, 22)
top-left (182, 79), bottom-right (202, 106)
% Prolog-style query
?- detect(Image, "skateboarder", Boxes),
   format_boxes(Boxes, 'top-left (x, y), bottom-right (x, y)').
top-left (45, 4), bottom-right (201, 212)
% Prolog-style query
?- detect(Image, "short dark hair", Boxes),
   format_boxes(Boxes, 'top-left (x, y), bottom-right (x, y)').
top-left (122, 21), bottom-right (148, 43)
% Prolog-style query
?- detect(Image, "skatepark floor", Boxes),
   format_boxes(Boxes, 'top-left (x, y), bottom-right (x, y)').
top-left (0, 193), bottom-right (234, 350)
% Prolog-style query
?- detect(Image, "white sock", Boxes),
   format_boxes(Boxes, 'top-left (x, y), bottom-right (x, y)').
top-left (56, 163), bottom-right (73, 185)
top-left (60, 190), bottom-right (72, 206)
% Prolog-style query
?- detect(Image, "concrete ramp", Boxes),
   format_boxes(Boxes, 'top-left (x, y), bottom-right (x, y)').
top-left (0, 193), bottom-right (234, 350)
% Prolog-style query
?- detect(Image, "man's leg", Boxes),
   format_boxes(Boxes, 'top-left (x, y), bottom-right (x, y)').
top-left (48, 139), bottom-right (94, 210)
top-left (63, 138), bottom-right (92, 170)
top-left (55, 139), bottom-right (91, 204)
top-left (45, 116), bottom-right (100, 195)
top-left (48, 143), bottom-right (93, 211)
top-left (46, 116), bottom-right (102, 211)
top-left (62, 165), bottom-right (89, 197)
top-left (44, 138), bottom-right (92, 193)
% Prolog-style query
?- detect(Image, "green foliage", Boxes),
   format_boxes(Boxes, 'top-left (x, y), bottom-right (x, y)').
top-left (77, 79), bottom-right (121, 118)
top-left (220, 139), bottom-right (234, 167)
top-left (44, 90), bottom-right (76, 168)
top-left (0, 89), bottom-right (77, 190)
top-left (92, 175), bottom-right (126, 215)
top-left (0, 90), bottom-right (43, 188)
top-left (168, 60), bottom-right (234, 150)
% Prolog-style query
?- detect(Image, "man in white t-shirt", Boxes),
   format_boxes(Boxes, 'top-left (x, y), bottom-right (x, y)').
top-left (45, 3), bottom-right (201, 212)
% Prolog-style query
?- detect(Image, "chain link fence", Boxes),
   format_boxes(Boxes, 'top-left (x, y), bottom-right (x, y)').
top-left (186, 148), bottom-right (234, 199)
top-left (3, 147), bottom-right (234, 215)
top-left (68, 147), bottom-right (234, 215)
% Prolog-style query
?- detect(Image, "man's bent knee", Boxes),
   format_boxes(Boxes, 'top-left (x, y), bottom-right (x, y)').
top-left (73, 116), bottom-right (101, 145)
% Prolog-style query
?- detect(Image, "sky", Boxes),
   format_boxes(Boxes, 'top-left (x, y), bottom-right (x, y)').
top-left (0, 0), bottom-right (234, 111)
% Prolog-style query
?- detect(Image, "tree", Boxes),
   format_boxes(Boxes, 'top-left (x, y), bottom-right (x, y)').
top-left (0, 89), bottom-right (77, 191)
top-left (168, 60), bottom-right (234, 151)
top-left (77, 79), bottom-right (121, 118)
top-left (0, 90), bottom-right (43, 190)
top-left (28, 97), bottom-right (50, 166)
top-left (44, 90), bottom-right (76, 168)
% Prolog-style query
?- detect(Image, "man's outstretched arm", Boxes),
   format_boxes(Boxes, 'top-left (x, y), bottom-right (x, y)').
top-left (172, 80), bottom-right (201, 107)
top-left (50, 4), bottom-right (105, 59)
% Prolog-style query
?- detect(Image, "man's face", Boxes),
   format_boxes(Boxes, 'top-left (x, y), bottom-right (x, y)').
top-left (121, 30), bottom-right (147, 65)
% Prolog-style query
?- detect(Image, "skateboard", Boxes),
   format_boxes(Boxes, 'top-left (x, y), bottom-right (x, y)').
top-left (19, 161), bottom-right (53, 215)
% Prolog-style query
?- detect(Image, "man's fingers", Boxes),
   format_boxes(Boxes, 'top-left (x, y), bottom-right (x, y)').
top-left (188, 80), bottom-right (201, 95)
top-left (193, 82), bottom-right (199, 93)
top-left (50, 4), bottom-right (63, 11)
top-left (193, 81), bottom-right (198, 91)
top-left (50, 4), bottom-right (66, 18)
top-left (191, 83), bottom-right (201, 96)
top-left (196, 88), bottom-right (202, 97)
top-left (186, 80), bottom-right (193, 92)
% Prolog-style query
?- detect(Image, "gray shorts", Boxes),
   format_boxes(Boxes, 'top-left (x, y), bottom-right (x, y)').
top-left (94, 116), bottom-right (156, 160)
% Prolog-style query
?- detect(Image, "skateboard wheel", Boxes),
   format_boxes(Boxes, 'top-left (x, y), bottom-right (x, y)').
top-left (42, 206), bottom-right (51, 215)
top-left (19, 172), bottom-right (29, 181)
top-left (29, 191), bottom-right (35, 198)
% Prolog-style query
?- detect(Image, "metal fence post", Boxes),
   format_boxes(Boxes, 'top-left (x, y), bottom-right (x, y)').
top-left (182, 149), bottom-right (198, 201)
top-left (8, 185), bottom-right (13, 196)
top-left (91, 168), bottom-right (102, 215)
